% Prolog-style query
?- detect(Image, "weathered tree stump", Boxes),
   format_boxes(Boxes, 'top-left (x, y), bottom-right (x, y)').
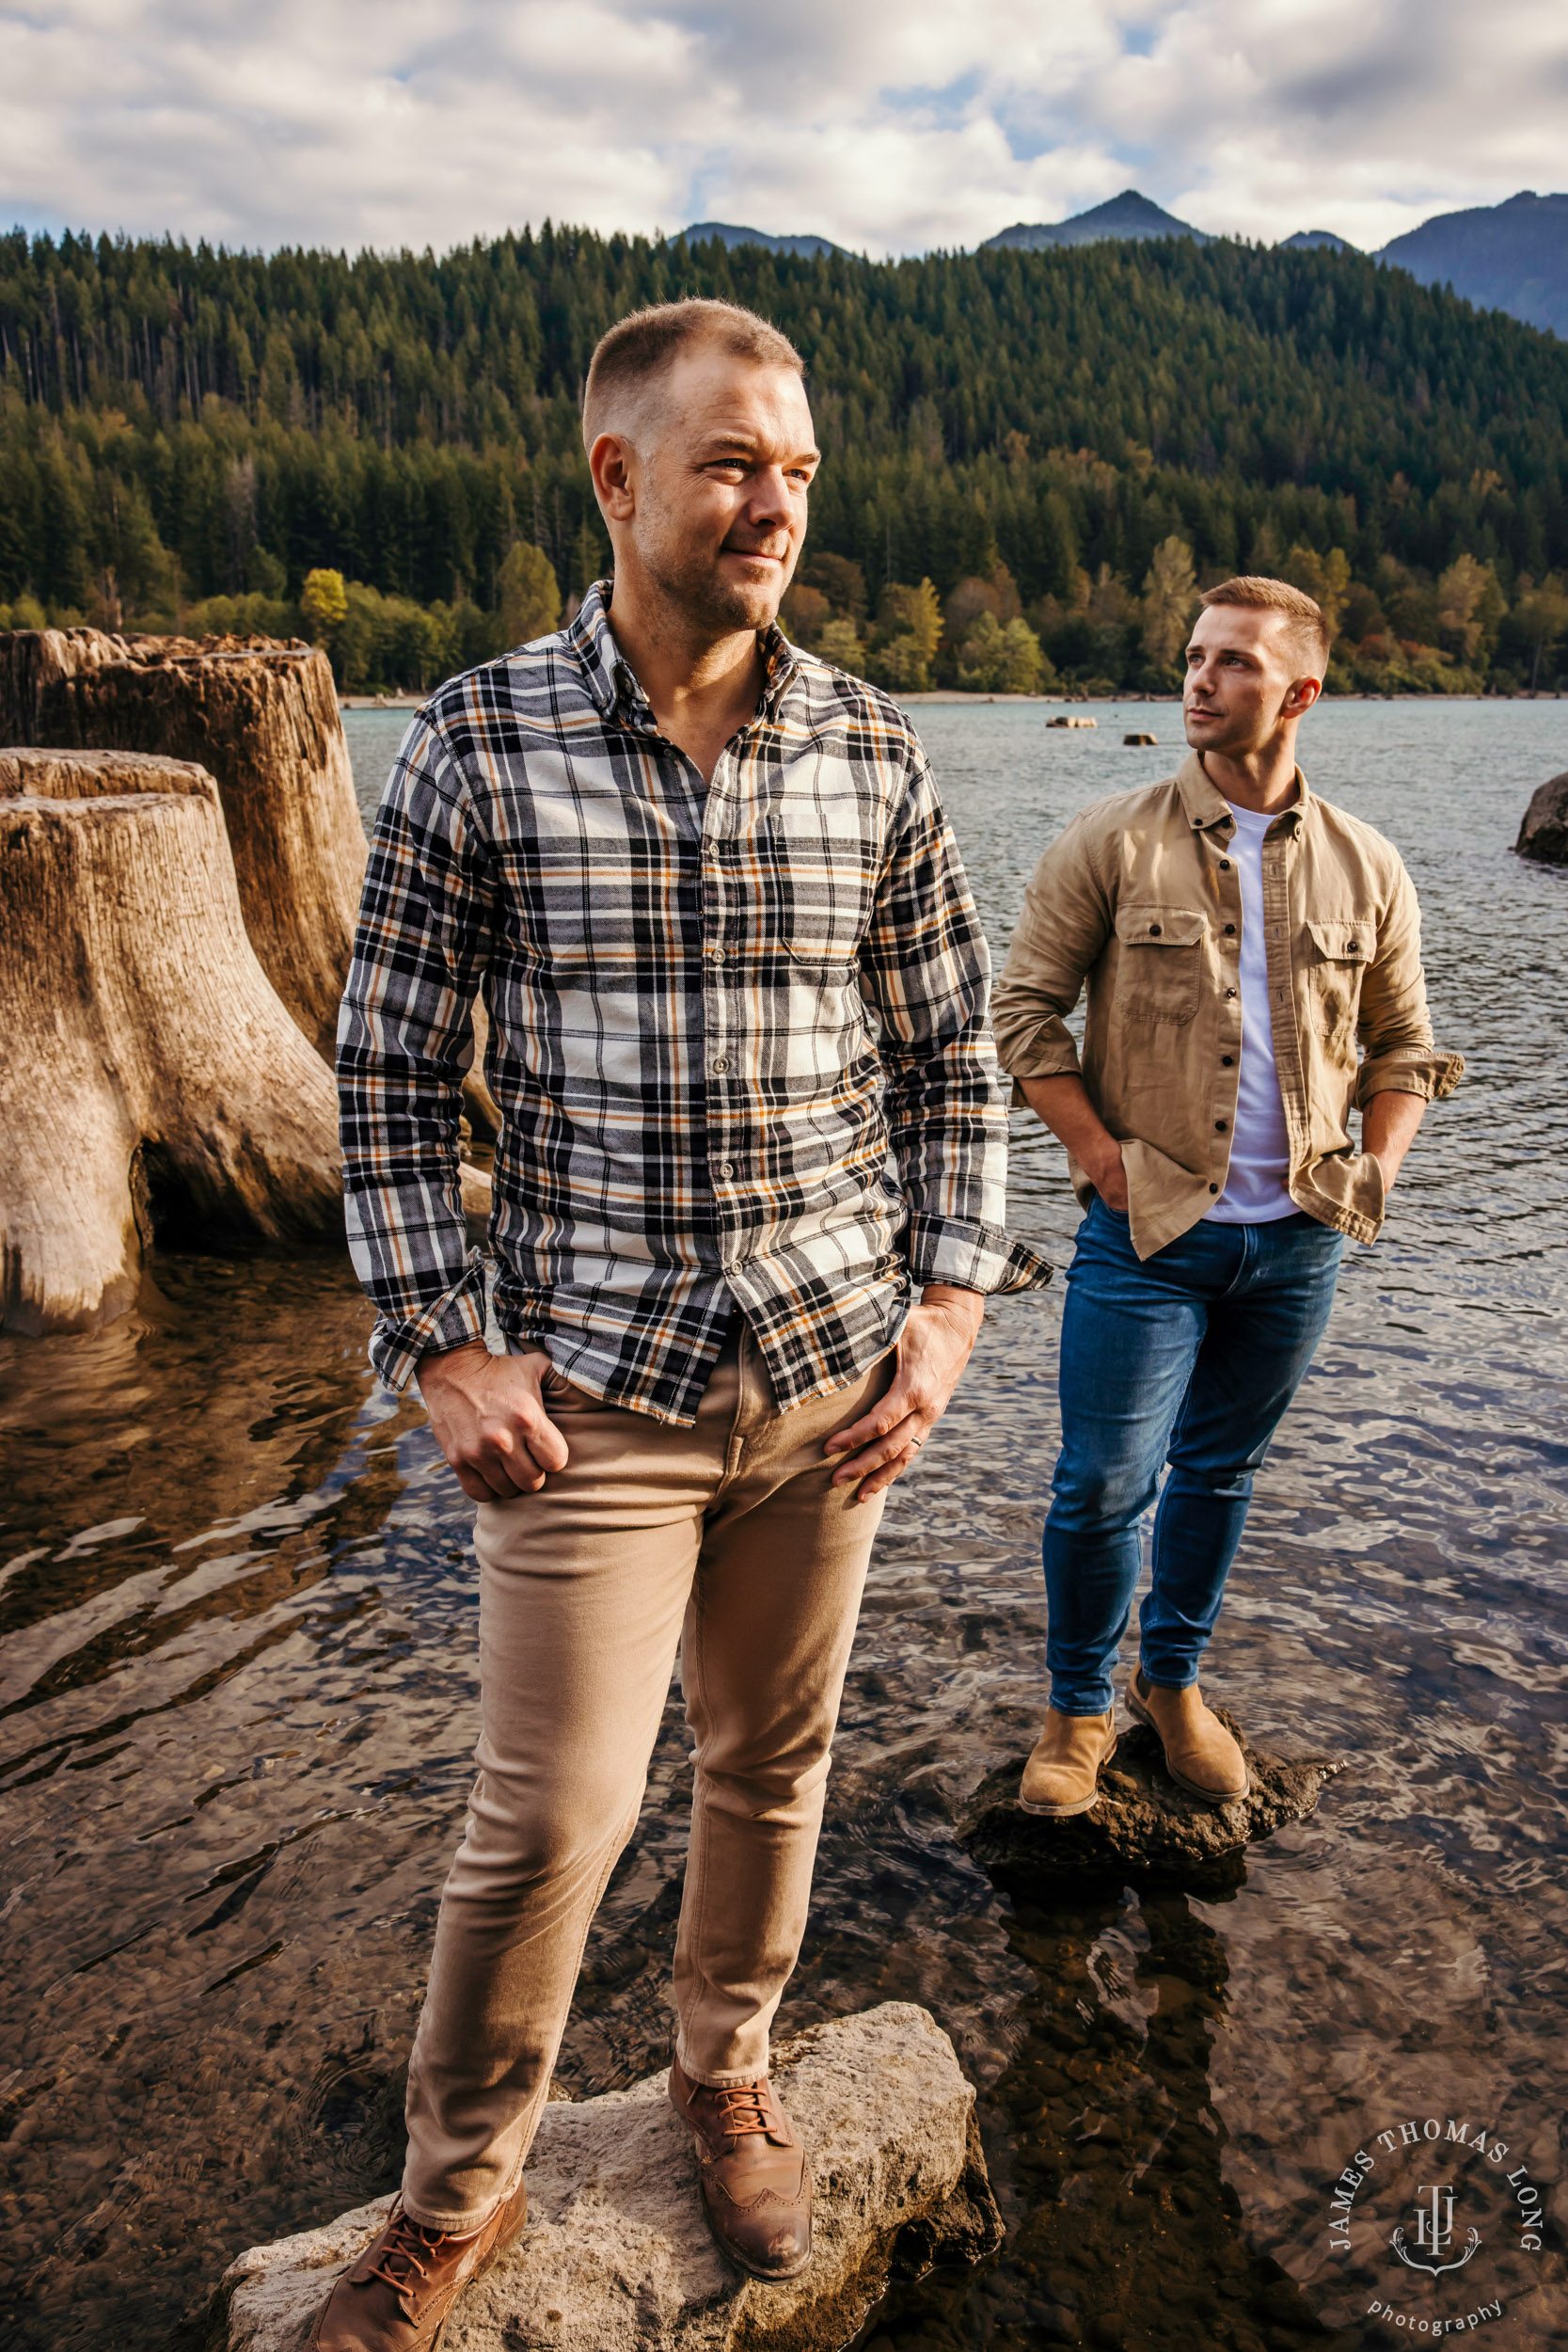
top-left (0, 627), bottom-right (503, 1137)
top-left (0, 748), bottom-right (490, 1336)
top-left (1515, 769), bottom-right (1568, 866)
top-left (1, 628), bottom-right (365, 1056)
top-left (958, 1712), bottom-right (1340, 1895)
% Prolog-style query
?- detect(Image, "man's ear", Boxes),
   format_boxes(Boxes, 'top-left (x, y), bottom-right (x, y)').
top-left (588, 431), bottom-right (637, 524)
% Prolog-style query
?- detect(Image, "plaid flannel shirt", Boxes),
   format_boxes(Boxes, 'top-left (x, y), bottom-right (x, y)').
top-left (338, 581), bottom-right (1049, 1424)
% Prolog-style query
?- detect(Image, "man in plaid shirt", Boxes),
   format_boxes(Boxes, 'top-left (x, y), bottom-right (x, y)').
top-left (323, 297), bottom-right (1044, 2350)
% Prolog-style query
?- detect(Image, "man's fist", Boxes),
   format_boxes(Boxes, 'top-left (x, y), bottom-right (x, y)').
top-left (416, 1342), bottom-right (571, 1502)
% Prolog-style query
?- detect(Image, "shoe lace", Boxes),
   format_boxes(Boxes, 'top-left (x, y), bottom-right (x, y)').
top-left (364, 2203), bottom-right (457, 2320)
top-left (707, 2080), bottom-right (774, 2138)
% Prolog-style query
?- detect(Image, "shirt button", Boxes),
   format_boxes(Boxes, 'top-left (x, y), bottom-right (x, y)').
top-left (707, 943), bottom-right (727, 960)
top-left (711, 1056), bottom-right (729, 1073)
top-left (1348, 939), bottom-right (1361, 953)
top-left (1221, 1055), bottom-right (1234, 1066)
top-left (1219, 860), bottom-right (1231, 871)
top-left (1209, 1182), bottom-right (1220, 1194)
top-left (1148, 924), bottom-right (1162, 936)
top-left (716, 1160), bottom-right (734, 1178)
top-left (1215, 1119), bottom-right (1227, 1132)
top-left (1226, 988), bottom-right (1238, 999)
top-left (1224, 923), bottom-right (1236, 935)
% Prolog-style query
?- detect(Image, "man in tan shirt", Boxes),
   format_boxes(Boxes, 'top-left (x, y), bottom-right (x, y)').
top-left (992, 576), bottom-right (1461, 1816)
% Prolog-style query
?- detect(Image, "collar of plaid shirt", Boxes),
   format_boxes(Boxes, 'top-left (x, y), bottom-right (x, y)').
top-left (338, 580), bottom-right (1050, 1424)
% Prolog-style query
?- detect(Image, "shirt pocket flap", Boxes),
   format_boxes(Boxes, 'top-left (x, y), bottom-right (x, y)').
top-left (1307, 918), bottom-right (1373, 964)
top-left (1114, 903), bottom-right (1205, 948)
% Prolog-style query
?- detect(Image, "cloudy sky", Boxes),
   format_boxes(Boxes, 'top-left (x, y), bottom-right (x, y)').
top-left (2, 0), bottom-right (1565, 259)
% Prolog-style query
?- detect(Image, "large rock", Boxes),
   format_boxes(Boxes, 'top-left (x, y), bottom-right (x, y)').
top-left (1515, 769), bottom-right (1568, 865)
top-left (214, 2004), bottom-right (1000, 2352)
top-left (958, 1712), bottom-right (1339, 1892)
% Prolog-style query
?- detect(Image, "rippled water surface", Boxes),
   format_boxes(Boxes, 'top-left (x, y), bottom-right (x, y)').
top-left (3, 701), bottom-right (1565, 2350)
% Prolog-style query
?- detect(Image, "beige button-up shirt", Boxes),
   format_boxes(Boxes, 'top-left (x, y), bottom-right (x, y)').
top-left (992, 753), bottom-right (1463, 1258)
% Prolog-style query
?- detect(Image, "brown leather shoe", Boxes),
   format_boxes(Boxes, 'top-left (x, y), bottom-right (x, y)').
top-left (1127, 1668), bottom-right (1249, 1805)
top-left (307, 2178), bottom-right (528, 2351)
top-left (1018, 1706), bottom-right (1117, 1816)
top-left (668, 2056), bottom-right (812, 2280)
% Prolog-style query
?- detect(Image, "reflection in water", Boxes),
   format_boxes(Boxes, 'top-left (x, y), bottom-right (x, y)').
top-left (2, 703), bottom-right (1566, 2349)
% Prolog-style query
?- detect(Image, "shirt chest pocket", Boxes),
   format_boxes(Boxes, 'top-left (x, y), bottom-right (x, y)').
top-left (1114, 903), bottom-right (1206, 1026)
top-left (771, 802), bottom-right (878, 969)
top-left (1305, 917), bottom-right (1373, 1041)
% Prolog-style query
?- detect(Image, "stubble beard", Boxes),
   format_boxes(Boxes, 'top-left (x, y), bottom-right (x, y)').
top-left (641, 499), bottom-right (784, 638)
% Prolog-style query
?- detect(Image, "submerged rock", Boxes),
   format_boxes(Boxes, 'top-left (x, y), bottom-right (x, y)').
top-left (958, 1711), bottom-right (1339, 1892)
top-left (214, 2002), bottom-right (1000, 2352)
top-left (1515, 770), bottom-right (1568, 866)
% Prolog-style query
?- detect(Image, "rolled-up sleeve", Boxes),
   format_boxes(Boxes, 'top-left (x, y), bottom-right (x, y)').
top-left (857, 749), bottom-right (1050, 1296)
top-left (337, 712), bottom-right (498, 1391)
top-left (1355, 859), bottom-right (1465, 1108)
top-left (991, 812), bottom-right (1113, 1089)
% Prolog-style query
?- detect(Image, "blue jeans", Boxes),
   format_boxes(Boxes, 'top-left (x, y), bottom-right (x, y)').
top-left (1042, 1199), bottom-right (1345, 1714)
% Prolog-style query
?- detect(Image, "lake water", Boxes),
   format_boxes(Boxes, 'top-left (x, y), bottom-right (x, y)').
top-left (2, 700), bottom-right (1565, 2350)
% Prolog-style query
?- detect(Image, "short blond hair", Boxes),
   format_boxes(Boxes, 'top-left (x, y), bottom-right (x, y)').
top-left (582, 299), bottom-right (803, 446)
top-left (1199, 574), bottom-right (1330, 675)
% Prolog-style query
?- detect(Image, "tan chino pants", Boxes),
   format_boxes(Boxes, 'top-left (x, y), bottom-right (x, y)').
top-left (400, 1322), bottom-right (895, 2229)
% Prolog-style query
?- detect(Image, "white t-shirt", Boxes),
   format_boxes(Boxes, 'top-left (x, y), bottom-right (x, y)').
top-left (1205, 802), bottom-right (1297, 1224)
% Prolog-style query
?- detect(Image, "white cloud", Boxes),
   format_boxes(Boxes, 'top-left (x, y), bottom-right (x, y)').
top-left (0, 0), bottom-right (1564, 256)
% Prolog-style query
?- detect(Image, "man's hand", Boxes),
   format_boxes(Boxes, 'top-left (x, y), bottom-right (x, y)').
top-left (824, 1285), bottom-right (985, 1503)
top-left (1019, 1073), bottom-right (1127, 1213)
top-left (416, 1342), bottom-right (572, 1502)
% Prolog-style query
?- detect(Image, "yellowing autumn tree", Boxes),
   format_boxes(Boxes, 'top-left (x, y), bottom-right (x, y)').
top-left (1140, 537), bottom-right (1199, 667)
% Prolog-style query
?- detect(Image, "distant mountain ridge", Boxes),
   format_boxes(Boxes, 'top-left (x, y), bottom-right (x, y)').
top-left (676, 220), bottom-right (847, 260)
top-left (1376, 190), bottom-right (1568, 339)
top-left (685, 187), bottom-right (1565, 340)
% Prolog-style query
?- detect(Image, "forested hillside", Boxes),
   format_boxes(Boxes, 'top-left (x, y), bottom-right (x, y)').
top-left (2, 222), bottom-right (1566, 693)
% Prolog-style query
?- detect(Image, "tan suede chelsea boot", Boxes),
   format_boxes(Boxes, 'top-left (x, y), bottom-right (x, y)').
top-left (307, 2179), bottom-right (528, 2352)
top-left (1018, 1706), bottom-right (1118, 1817)
top-left (1127, 1668), bottom-right (1249, 1804)
top-left (668, 2056), bottom-right (813, 2280)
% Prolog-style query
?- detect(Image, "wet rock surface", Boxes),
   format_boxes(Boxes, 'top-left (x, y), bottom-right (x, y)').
top-left (957, 1711), bottom-right (1340, 1892)
top-left (214, 2003), bottom-right (1001, 2352)
top-left (1514, 768), bottom-right (1568, 865)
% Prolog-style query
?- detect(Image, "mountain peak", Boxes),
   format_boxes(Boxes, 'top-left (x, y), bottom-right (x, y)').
top-left (983, 189), bottom-right (1209, 253)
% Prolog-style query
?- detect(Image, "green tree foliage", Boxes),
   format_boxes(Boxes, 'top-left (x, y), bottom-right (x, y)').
top-left (3, 222), bottom-right (1568, 690)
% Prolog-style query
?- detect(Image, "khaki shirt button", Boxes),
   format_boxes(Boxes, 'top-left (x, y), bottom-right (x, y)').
top-left (1224, 923), bottom-right (1236, 935)
top-left (1148, 923), bottom-right (1162, 936)
top-left (1226, 987), bottom-right (1238, 999)
top-left (1215, 1120), bottom-right (1227, 1132)
top-left (1209, 1183), bottom-right (1220, 1194)
top-left (1219, 860), bottom-right (1231, 871)
top-left (1222, 1055), bottom-right (1234, 1066)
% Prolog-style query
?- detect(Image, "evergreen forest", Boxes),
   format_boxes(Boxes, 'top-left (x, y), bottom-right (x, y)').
top-left (2, 220), bottom-right (1566, 695)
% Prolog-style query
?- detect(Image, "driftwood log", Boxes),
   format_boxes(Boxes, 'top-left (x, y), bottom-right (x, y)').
top-left (0, 749), bottom-right (489, 1336)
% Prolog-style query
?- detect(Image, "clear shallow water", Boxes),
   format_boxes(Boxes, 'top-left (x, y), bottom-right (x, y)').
top-left (2, 701), bottom-right (1565, 2350)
